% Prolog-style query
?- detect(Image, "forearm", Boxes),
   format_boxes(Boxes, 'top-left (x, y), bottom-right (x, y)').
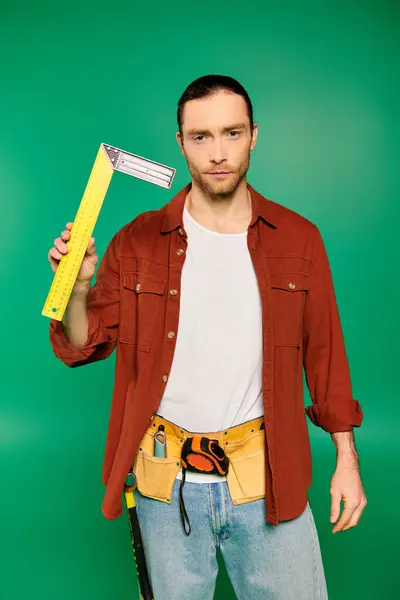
top-left (61, 282), bottom-right (91, 350)
top-left (331, 430), bottom-right (359, 469)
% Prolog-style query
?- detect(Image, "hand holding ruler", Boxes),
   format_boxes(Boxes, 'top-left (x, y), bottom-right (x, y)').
top-left (42, 143), bottom-right (176, 321)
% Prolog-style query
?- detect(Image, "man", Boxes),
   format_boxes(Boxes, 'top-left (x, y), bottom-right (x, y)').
top-left (48, 74), bottom-right (367, 599)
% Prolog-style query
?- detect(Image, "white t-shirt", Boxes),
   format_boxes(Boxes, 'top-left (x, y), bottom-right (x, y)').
top-left (157, 205), bottom-right (263, 482)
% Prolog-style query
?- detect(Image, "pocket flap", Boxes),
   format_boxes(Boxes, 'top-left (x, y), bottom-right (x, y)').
top-left (270, 272), bottom-right (309, 292)
top-left (123, 272), bottom-right (166, 295)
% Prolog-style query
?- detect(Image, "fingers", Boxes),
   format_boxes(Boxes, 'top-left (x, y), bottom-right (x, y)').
top-left (48, 221), bottom-right (96, 274)
top-left (341, 496), bottom-right (367, 531)
top-left (332, 501), bottom-right (358, 533)
top-left (51, 234), bottom-right (95, 258)
top-left (341, 505), bottom-right (363, 531)
top-left (54, 222), bottom-right (74, 252)
top-left (48, 246), bottom-right (63, 262)
top-left (330, 492), bottom-right (341, 524)
top-left (61, 229), bottom-right (71, 242)
top-left (48, 245), bottom-right (64, 273)
top-left (48, 222), bottom-right (73, 273)
top-left (54, 235), bottom-right (68, 254)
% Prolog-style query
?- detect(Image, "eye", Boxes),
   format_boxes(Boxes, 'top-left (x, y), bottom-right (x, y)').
top-left (194, 135), bottom-right (205, 142)
top-left (228, 131), bottom-right (240, 138)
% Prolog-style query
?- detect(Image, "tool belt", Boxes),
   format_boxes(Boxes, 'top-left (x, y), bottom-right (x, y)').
top-left (132, 415), bottom-right (266, 536)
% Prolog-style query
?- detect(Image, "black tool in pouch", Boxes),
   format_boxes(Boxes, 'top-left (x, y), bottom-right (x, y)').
top-left (179, 436), bottom-right (230, 536)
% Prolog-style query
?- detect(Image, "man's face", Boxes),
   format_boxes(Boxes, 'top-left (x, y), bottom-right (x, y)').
top-left (176, 90), bottom-right (258, 196)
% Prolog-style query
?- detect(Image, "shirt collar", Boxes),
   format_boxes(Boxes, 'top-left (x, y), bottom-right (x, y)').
top-left (161, 182), bottom-right (279, 233)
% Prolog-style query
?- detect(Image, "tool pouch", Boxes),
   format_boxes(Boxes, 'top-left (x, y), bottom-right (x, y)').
top-left (179, 436), bottom-right (229, 536)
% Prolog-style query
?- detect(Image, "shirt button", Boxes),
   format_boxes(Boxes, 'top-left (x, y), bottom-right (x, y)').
top-left (162, 375), bottom-right (168, 383)
top-left (135, 283), bottom-right (141, 291)
top-left (167, 331), bottom-right (175, 339)
top-left (178, 228), bottom-right (184, 236)
top-left (289, 282), bottom-right (296, 289)
top-left (170, 288), bottom-right (178, 296)
top-left (176, 248), bottom-right (184, 256)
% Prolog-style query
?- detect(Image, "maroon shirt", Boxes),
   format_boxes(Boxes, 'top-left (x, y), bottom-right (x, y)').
top-left (49, 182), bottom-right (363, 525)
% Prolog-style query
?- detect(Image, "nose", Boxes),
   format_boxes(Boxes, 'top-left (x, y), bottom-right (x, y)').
top-left (210, 137), bottom-right (227, 164)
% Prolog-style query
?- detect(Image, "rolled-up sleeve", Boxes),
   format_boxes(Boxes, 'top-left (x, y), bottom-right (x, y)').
top-left (49, 232), bottom-right (120, 368)
top-left (303, 225), bottom-right (363, 433)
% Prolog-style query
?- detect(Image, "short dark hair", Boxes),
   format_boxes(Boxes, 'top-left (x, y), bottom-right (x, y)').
top-left (177, 74), bottom-right (254, 134)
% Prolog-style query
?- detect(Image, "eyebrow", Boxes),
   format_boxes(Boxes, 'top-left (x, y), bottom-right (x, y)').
top-left (186, 123), bottom-right (247, 136)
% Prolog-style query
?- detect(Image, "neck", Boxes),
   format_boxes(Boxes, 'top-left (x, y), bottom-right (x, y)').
top-left (185, 179), bottom-right (252, 232)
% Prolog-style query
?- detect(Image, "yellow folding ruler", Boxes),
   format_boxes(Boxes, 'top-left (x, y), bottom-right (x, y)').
top-left (42, 143), bottom-right (176, 321)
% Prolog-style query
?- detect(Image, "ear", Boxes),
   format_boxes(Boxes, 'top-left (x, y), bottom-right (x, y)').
top-left (250, 123), bottom-right (258, 151)
top-left (176, 131), bottom-right (185, 156)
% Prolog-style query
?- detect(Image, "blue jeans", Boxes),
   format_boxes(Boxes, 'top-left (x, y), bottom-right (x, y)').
top-left (133, 478), bottom-right (329, 599)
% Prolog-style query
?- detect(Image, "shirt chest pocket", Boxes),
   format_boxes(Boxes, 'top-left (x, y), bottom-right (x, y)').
top-left (120, 272), bottom-right (166, 351)
top-left (269, 272), bottom-right (309, 347)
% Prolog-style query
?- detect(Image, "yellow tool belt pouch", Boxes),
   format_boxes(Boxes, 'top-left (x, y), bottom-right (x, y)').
top-left (132, 415), bottom-right (265, 535)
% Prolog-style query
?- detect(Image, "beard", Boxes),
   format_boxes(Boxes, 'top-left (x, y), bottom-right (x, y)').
top-left (185, 151), bottom-right (251, 198)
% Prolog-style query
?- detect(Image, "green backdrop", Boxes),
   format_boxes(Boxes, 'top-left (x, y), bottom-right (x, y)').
top-left (1, 1), bottom-right (399, 598)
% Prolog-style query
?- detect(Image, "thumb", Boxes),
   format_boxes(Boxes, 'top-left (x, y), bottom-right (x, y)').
top-left (86, 237), bottom-right (96, 255)
top-left (330, 491), bottom-right (341, 523)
